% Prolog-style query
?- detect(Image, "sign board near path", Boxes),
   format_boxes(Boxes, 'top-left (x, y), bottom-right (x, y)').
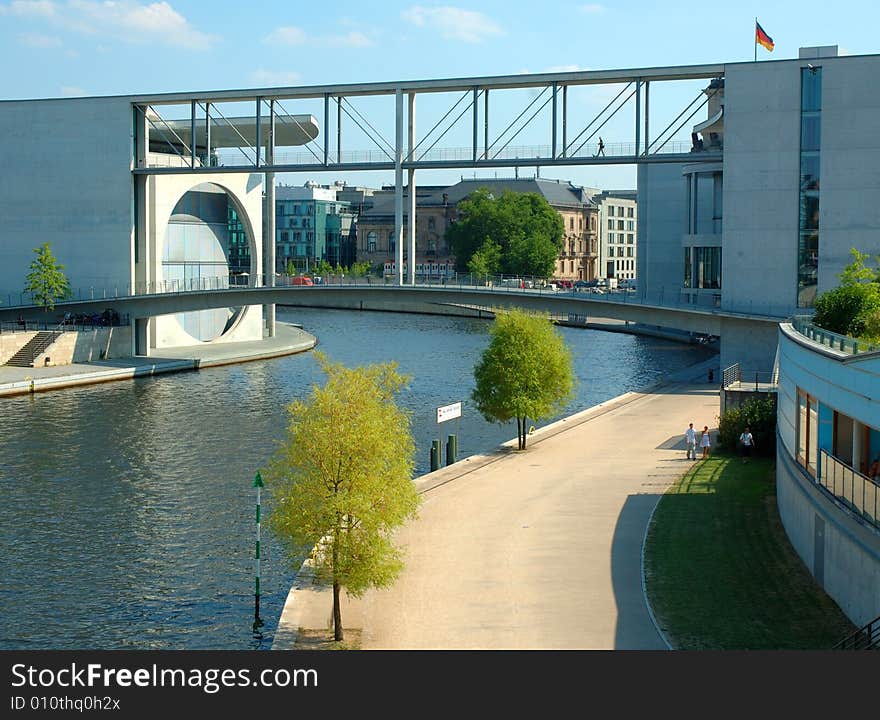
top-left (437, 401), bottom-right (462, 424)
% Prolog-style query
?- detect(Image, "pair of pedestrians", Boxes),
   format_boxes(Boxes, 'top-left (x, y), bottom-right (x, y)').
top-left (685, 422), bottom-right (712, 460)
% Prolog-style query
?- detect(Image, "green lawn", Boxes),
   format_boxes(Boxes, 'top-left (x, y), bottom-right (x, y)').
top-left (644, 454), bottom-right (856, 649)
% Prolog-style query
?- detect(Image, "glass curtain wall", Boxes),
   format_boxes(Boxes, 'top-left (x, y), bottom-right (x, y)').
top-left (798, 67), bottom-right (822, 307)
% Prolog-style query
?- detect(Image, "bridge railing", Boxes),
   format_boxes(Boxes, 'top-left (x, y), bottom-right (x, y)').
top-left (3, 274), bottom-right (794, 320)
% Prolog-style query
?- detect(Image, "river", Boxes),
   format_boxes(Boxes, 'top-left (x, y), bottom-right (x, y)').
top-left (0, 308), bottom-right (713, 649)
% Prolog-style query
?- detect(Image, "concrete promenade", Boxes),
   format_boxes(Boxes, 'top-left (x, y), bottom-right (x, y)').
top-left (0, 322), bottom-right (315, 397)
top-left (273, 356), bottom-right (721, 650)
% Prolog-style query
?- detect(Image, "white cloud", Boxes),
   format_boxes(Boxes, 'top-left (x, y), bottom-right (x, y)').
top-left (19, 31), bottom-right (62, 48)
top-left (579, 3), bottom-right (605, 13)
top-left (251, 69), bottom-right (301, 87)
top-left (323, 31), bottom-right (372, 48)
top-left (264, 25), bottom-right (306, 45)
top-left (61, 85), bottom-right (85, 96)
top-left (264, 26), bottom-right (373, 48)
top-left (401, 5), bottom-right (502, 43)
top-left (68, 1), bottom-right (218, 49)
top-left (2, 1), bottom-right (218, 49)
top-left (0, 1), bottom-right (57, 17)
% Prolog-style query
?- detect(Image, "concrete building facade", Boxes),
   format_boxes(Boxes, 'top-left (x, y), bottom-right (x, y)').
top-left (594, 191), bottom-right (638, 282)
top-left (637, 48), bottom-right (880, 371)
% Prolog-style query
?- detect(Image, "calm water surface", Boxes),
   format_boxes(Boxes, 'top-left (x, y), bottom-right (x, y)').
top-left (0, 308), bottom-right (712, 649)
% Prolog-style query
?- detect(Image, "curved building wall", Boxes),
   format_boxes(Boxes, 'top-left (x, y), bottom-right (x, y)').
top-left (776, 323), bottom-right (880, 627)
top-left (145, 173), bottom-right (264, 350)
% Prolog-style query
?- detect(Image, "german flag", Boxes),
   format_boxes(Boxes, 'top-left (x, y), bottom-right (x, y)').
top-left (756, 21), bottom-right (774, 52)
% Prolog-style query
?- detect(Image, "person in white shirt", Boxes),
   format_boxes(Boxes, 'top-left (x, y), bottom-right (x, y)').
top-left (739, 428), bottom-right (755, 463)
top-left (685, 423), bottom-right (697, 460)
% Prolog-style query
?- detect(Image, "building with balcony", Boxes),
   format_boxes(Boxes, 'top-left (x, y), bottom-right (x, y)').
top-left (637, 47), bottom-right (880, 371)
top-left (776, 317), bottom-right (880, 628)
top-left (355, 177), bottom-right (600, 280)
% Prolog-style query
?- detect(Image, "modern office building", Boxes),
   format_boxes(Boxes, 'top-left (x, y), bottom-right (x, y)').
top-left (275, 182), bottom-right (358, 273)
top-left (0, 95), bottom-right (318, 354)
top-left (637, 47), bottom-right (880, 371)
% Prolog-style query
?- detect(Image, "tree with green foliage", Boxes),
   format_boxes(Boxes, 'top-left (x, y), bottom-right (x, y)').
top-left (472, 308), bottom-right (575, 450)
top-left (314, 259), bottom-right (334, 277)
top-left (285, 259), bottom-right (297, 276)
top-left (447, 188), bottom-right (564, 278)
top-left (467, 238), bottom-right (502, 281)
top-left (717, 396), bottom-right (777, 457)
top-left (813, 248), bottom-right (880, 340)
top-left (25, 243), bottom-right (70, 312)
top-left (349, 261), bottom-right (371, 278)
top-left (266, 354), bottom-right (419, 641)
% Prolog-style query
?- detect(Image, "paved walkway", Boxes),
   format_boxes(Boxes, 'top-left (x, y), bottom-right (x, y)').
top-left (274, 357), bottom-right (721, 650)
top-left (0, 323), bottom-right (315, 397)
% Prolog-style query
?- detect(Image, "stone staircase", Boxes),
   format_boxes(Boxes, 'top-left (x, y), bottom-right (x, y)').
top-left (5, 331), bottom-right (62, 367)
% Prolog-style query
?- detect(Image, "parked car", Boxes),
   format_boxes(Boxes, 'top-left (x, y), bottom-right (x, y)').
top-left (291, 276), bottom-right (314, 286)
top-left (557, 279), bottom-right (574, 290)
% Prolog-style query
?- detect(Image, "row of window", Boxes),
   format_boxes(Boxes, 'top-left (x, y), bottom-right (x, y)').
top-left (607, 219), bottom-right (636, 231)
top-left (608, 233), bottom-right (635, 244)
top-left (608, 246), bottom-right (634, 258)
top-left (607, 205), bottom-right (635, 218)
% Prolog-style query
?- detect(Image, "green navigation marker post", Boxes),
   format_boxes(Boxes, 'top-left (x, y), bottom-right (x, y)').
top-left (253, 471), bottom-right (265, 631)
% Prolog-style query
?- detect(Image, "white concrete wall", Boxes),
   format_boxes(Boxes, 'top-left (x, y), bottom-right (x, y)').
top-left (776, 323), bottom-right (880, 628)
top-left (0, 97), bottom-right (135, 298)
top-left (146, 172), bottom-right (264, 349)
top-left (819, 57), bottom-right (880, 289)
top-left (722, 61), bottom-right (801, 314)
top-left (637, 163), bottom-right (686, 298)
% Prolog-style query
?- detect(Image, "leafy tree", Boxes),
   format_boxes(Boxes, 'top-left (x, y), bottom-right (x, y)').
top-left (349, 261), bottom-right (371, 277)
top-left (717, 396), bottom-right (777, 457)
top-left (266, 354), bottom-right (419, 641)
top-left (467, 238), bottom-right (502, 280)
top-left (25, 243), bottom-right (70, 312)
top-left (285, 259), bottom-right (297, 276)
top-left (447, 188), bottom-right (563, 277)
top-left (472, 308), bottom-right (575, 450)
top-left (813, 249), bottom-right (880, 338)
top-left (314, 259), bottom-right (334, 277)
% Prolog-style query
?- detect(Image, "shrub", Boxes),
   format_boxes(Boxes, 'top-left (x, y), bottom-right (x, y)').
top-left (718, 396), bottom-right (776, 457)
top-left (812, 282), bottom-right (880, 337)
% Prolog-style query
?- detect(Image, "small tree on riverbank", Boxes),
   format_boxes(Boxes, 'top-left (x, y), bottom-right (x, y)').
top-left (25, 243), bottom-right (70, 312)
top-left (472, 308), bottom-right (575, 450)
top-left (266, 354), bottom-right (419, 641)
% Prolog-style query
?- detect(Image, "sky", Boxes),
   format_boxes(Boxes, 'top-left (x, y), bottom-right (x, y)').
top-left (1, 0), bottom-right (876, 191)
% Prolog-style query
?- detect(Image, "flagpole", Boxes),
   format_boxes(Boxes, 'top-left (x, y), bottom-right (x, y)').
top-left (754, 17), bottom-right (757, 62)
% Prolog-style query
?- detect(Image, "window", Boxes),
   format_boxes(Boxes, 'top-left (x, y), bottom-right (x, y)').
top-left (796, 388), bottom-right (819, 476)
top-left (627, 207), bottom-right (634, 218)
top-left (684, 247), bottom-right (692, 288)
top-left (617, 220), bottom-right (624, 231)
top-left (627, 234), bottom-right (634, 244)
top-left (799, 66), bottom-right (822, 308)
top-left (609, 233), bottom-right (615, 243)
top-left (280, 231), bottom-right (289, 243)
top-left (609, 247), bottom-right (615, 258)
top-left (277, 204), bottom-right (285, 216)
top-left (609, 206), bottom-right (615, 217)
top-left (569, 217), bottom-right (574, 230)
top-left (579, 217), bottom-right (583, 230)
top-left (627, 221), bottom-right (634, 231)
top-left (590, 216), bottom-right (596, 231)
top-left (367, 231), bottom-right (377, 253)
top-left (389, 232), bottom-right (396, 254)
top-left (607, 219), bottom-right (613, 230)
top-left (428, 217), bottom-right (436, 231)
top-left (626, 247), bottom-right (633, 257)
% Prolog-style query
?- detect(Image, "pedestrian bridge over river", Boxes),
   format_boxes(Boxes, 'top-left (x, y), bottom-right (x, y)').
top-left (1, 282), bottom-right (784, 370)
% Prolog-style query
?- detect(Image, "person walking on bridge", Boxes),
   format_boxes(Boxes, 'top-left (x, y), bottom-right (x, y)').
top-left (595, 137), bottom-right (606, 157)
